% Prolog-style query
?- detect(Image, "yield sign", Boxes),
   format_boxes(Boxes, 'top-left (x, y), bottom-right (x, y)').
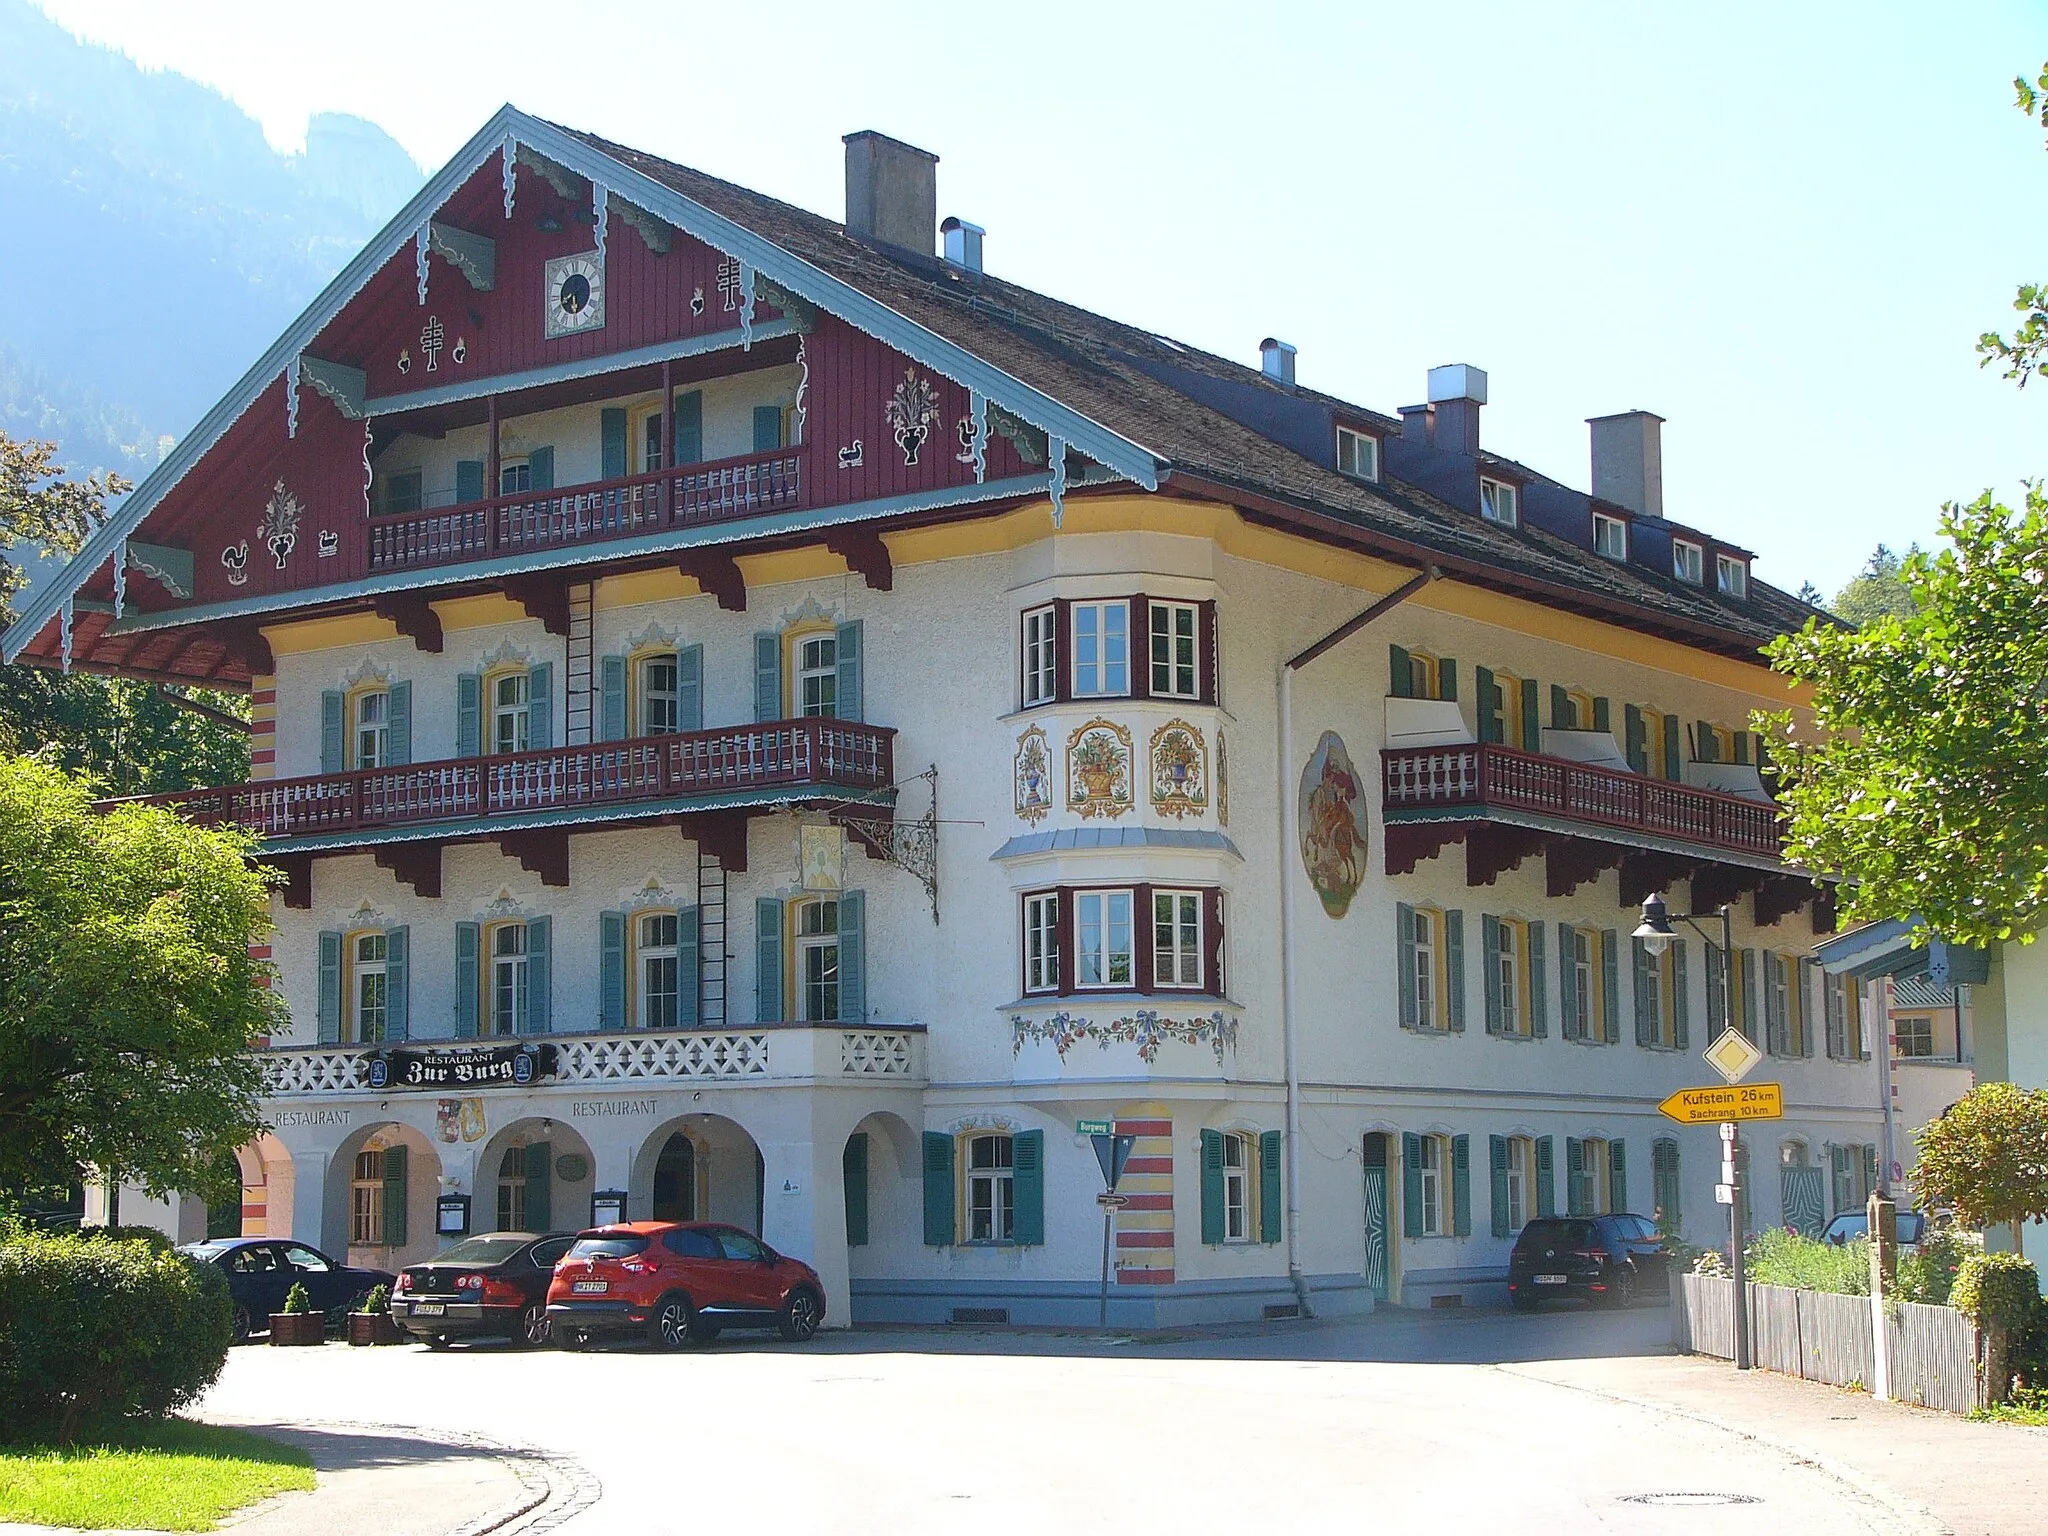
top-left (1092, 1134), bottom-right (1136, 1192)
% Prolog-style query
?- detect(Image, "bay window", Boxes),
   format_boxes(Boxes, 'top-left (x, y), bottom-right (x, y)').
top-left (1020, 884), bottom-right (1223, 997)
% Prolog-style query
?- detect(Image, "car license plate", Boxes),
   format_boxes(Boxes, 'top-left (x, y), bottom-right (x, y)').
top-left (1534, 1274), bottom-right (1567, 1285)
top-left (572, 1280), bottom-right (608, 1294)
top-left (412, 1302), bottom-right (445, 1315)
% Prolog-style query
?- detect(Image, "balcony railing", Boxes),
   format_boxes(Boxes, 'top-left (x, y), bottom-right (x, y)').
top-left (1382, 742), bottom-right (1782, 861)
top-left (368, 448), bottom-right (805, 574)
top-left (120, 717), bottom-right (893, 841)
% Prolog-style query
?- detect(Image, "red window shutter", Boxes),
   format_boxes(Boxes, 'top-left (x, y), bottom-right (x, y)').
top-left (1130, 595), bottom-right (1151, 699)
top-left (1134, 883), bottom-right (1154, 994)
top-left (1204, 888), bottom-right (1225, 995)
top-left (1052, 599), bottom-right (1072, 703)
top-left (1200, 601), bottom-right (1219, 706)
top-left (1056, 887), bottom-right (1075, 995)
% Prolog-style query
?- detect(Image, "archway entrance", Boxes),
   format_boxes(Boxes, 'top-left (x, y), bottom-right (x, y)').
top-left (475, 1118), bottom-right (596, 1234)
top-left (631, 1114), bottom-right (762, 1232)
top-left (652, 1133), bottom-right (698, 1223)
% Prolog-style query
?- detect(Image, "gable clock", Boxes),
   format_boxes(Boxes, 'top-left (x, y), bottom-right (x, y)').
top-left (542, 250), bottom-right (606, 339)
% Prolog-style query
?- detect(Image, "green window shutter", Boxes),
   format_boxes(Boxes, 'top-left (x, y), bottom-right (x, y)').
top-left (598, 656), bottom-right (627, 741)
top-left (1402, 1133), bottom-right (1424, 1240)
top-left (753, 633), bottom-right (782, 722)
top-left (527, 446), bottom-right (555, 492)
top-left (1451, 1134), bottom-right (1472, 1237)
top-left (1764, 953), bottom-right (1784, 1054)
top-left (1481, 914), bottom-right (1503, 1035)
top-left (1550, 683), bottom-right (1572, 730)
top-left (1654, 1139), bottom-right (1681, 1231)
top-left (837, 890), bottom-right (865, 1023)
top-left (456, 673), bottom-right (481, 757)
top-left (1601, 931), bottom-right (1621, 1043)
top-left (386, 681), bottom-right (412, 766)
top-left (1733, 730), bottom-right (1751, 766)
top-left (673, 389), bottom-right (703, 465)
top-left (1528, 921), bottom-right (1548, 1038)
top-left (384, 926), bottom-right (409, 1041)
top-left (455, 459), bottom-right (484, 504)
top-left (1739, 949), bottom-right (1759, 1045)
top-left (1632, 938), bottom-right (1655, 1046)
top-left (835, 621), bottom-right (864, 722)
top-left (599, 911), bottom-right (626, 1030)
top-left (752, 404), bottom-right (784, 453)
top-left (1624, 703), bottom-right (1646, 773)
top-left (1536, 1137), bottom-right (1556, 1218)
top-left (1566, 1138), bottom-right (1585, 1216)
top-left (382, 1143), bottom-right (408, 1248)
top-left (1610, 1140), bottom-right (1628, 1214)
top-left (843, 1133), bottom-right (871, 1247)
top-left (320, 691), bottom-right (345, 774)
top-left (1388, 644), bottom-right (1414, 698)
top-left (1475, 666), bottom-right (1501, 743)
top-left (1707, 945), bottom-right (1728, 1039)
top-left (755, 897), bottom-right (785, 1023)
top-left (1012, 1130), bottom-right (1045, 1245)
top-left (1489, 1135), bottom-right (1510, 1239)
top-left (1199, 1128), bottom-right (1226, 1243)
top-left (1825, 976), bottom-right (1845, 1059)
top-left (1259, 1129), bottom-right (1284, 1244)
top-left (526, 663), bottom-right (552, 751)
top-left (1557, 923), bottom-right (1579, 1041)
top-left (676, 907), bottom-right (700, 1029)
top-left (677, 645), bottom-right (704, 731)
top-left (524, 1141), bottom-right (552, 1230)
top-left (1797, 958), bottom-right (1815, 1057)
top-left (454, 923), bottom-right (479, 1038)
top-left (1863, 1145), bottom-right (1878, 1199)
top-left (1438, 658), bottom-right (1458, 702)
top-left (1695, 720), bottom-right (1718, 763)
top-left (600, 408), bottom-right (628, 480)
top-left (1592, 696), bottom-right (1611, 734)
top-left (1520, 680), bottom-right (1542, 750)
top-left (921, 1132), bottom-right (955, 1245)
top-left (1662, 714), bottom-right (1682, 780)
top-left (317, 931), bottom-right (342, 1044)
top-left (1445, 910), bottom-right (1466, 1031)
top-left (1671, 939), bottom-right (1689, 1049)
top-left (1396, 904), bottom-right (1417, 1028)
top-left (522, 918), bottom-right (551, 1034)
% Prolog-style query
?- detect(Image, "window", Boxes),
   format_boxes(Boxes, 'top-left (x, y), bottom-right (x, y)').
top-left (499, 458), bottom-right (531, 496)
top-left (1832, 1143), bottom-right (1876, 1215)
top-left (1021, 606), bottom-right (1057, 707)
top-left (1480, 477), bottom-right (1519, 527)
top-left (490, 670), bottom-right (530, 755)
top-left (1766, 953), bottom-right (1810, 1057)
top-left (797, 633), bottom-right (838, 718)
top-left (1336, 426), bottom-right (1379, 482)
top-left (1825, 972), bottom-right (1866, 1060)
top-left (797, 899), bottom-right (841, 1022)
top-left (1503, 1135), bottom-right (1536, 1233)
top-left (353, 689), bottom-right (389, 770)
top-left (1075, 890), bottom-right (1134, 988)
top-left (1221, 1133), bottom-right (1252, 1242)
top-left (1023, 893), bottom-right (1059, 994)
top-left (638, 911), bottom-right (679, 1030)
top-left (1716, 554), bottom-right (1748, 598)
top-left (1071, 602), bottom-right (1129, 697)
top-left (383, 470), bottom-right (423, 517)
top-left (489, 922), bottom-right (527, 1037)
top-left (1493, 919), bottom-right (1523, 1037)
top-left (1573, 1137), bottom-right (1613, 1216)
top-left (1418, 1133), bottom-right (1449, 1236)
top-left (1895, 1015), bottom-right (1934, 1059)
top-left (351, 1150), bottom-right (384, 1245)
top-left (635, 405), bottom-right (665, 474)
top-left (1593, 512), bottom-right (1628, 560)
top-left (1400, 904), bottom-right (1451, 1032)
top-left (1149, 602), bottom-right (1200, 699)
top-left (640, 653), bottom-right (680, 736)
top-left (1485, 671), bottom-right (1535, 749)
top-left (966, 1133), bottom-right (1015, 1242)
top-left (496, 1146), bottom-right (529, 1232)
top-left (1634, 939), bottom-right (1685, 1049)
top-left (1152, 890), bottom-right (1203, 989)
top-left (1672, 539), bottom-right (1704, 584)
top-left (351, 931), bottom-right (389, 1044)
top-left (1563, 925), bottom-right (1617, 1044)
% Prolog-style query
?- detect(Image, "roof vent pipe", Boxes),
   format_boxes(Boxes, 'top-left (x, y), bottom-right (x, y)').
top-left (941, 216), bottom-right (984, 273)
top-left (1426, 363), bottom-right (1487, 456)
top-left (1587, 410), bottom-right (1665, 520)
top-left (1260, 338), bottom-right (1297, 386)
top-left (842, 130), bottom-right (939, 256)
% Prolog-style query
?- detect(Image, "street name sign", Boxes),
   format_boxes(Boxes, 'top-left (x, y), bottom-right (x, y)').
top-left (1076, 1119), bottom-right (1113, 1136)
top-left (1659, 1083), bottom-right (1784, 1124)
top-left (1702, 1028), bottom-right (1764, 1085)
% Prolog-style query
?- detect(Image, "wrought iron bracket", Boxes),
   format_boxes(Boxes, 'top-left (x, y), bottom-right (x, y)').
top-left (837, 766), bottom-right (939, 924)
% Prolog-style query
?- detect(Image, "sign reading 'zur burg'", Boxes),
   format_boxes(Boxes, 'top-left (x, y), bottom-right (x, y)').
top-left (366, 1045), bottom-right (557, 1091)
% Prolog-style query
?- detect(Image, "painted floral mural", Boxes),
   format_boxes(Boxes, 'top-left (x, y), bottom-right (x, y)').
top-left (1066, 719), bottom-right (1133, 819)
top-left (1149, 718), bottom-right (1208, 818)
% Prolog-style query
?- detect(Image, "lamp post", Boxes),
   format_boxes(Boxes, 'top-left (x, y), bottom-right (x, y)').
top-left (1634, 893), bottom-right (1751, 1371)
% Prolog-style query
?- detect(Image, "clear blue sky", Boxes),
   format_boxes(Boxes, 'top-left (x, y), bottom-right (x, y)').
top-left (37, 0), bottom-right (2048, 596)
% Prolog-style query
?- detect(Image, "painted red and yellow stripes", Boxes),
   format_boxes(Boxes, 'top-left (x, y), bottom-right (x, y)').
top-left (249, 679), bottom-right (276, 778)
top-left (1113, 1105), bottom-right (1175, 1286)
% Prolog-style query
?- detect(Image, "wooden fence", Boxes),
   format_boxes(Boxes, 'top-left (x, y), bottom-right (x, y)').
top-left (1673, 1274), bottom-right (1981, 1414)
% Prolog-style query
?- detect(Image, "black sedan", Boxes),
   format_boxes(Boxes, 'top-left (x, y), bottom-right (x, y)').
top-left (1506, 1213), bottom-right (1673, 1310)
top-left (393, 1231), bottom-right (577, 1348)
top-left (178, 1237), bottom-right (395, 1341)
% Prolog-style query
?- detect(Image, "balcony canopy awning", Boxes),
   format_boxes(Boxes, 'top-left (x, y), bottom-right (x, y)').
top-left (1811, 918), bottom-right (1992, 986)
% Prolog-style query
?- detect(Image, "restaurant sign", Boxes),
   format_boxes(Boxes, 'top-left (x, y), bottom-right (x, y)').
top-left (365, 1044), bottom-right (557, 1091)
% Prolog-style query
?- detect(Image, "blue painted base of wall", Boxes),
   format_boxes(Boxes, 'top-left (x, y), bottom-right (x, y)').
top-left (850, 1271), bottom-right (1375, 1330)
top-left (1395, 1263), bottom-right (1509, 1310)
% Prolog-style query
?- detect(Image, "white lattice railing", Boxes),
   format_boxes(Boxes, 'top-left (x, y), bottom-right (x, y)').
top-left (260, 1024), bottom-right (924, 1098)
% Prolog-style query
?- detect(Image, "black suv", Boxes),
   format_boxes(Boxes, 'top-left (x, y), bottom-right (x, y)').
top-left (1507, 1213), bottom-right (1672, 1310)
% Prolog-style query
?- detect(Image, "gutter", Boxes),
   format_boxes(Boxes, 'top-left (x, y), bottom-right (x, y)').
top-left (1275, 563), bottom-right (1438, 1316)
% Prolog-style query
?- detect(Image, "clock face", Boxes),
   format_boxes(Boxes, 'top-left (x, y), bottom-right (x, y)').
top-left (543, 252), bottom-right (605, 338)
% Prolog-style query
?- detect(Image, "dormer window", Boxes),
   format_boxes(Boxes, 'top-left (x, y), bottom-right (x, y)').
top-left (1716, 554), bottom-right (1749, 599)
top-left (1672, 539), bottom-right (1704, 584)
top-left (1336, 426), bottom-right (1380, 483)
top-left (1593, 512), bottom-right (1628, 560)
top-left (1479, 477), bottom-right (1519, 528)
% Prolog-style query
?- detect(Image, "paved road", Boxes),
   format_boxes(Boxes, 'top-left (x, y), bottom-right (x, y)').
top-left (198, 1304), bottom-right (2041, 1535)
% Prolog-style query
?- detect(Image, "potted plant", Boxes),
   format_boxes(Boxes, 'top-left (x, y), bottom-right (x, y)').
top-left (269, 1282), bottom-right (326, 1346)
top-left (348, 1284), bottom-right (404, 1347)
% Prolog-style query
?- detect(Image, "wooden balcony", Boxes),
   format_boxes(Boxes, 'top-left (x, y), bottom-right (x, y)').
top-left (367, 447), bottom-right (805, 574)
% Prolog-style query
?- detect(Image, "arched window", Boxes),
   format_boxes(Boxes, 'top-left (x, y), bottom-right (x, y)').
top-left (1220, 1132), bottom-right (1253, 1242)
top-left (796, 899), bottom-right (841, 1022)
top-left (497, 1146), bottom-right (529, 1231)
top-left (637, 911), bottom-right (680, 1029)
top-left (965, 1133), bottom-right (1015, 1243)
top-left (351, 1149), bottom-right (385, 1245)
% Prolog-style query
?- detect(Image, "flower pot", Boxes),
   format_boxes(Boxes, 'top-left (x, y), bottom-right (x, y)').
top-left (269, 1312), bottom-right (326, 1346)
top-left (348, 1312), bottom-right (406, 1347)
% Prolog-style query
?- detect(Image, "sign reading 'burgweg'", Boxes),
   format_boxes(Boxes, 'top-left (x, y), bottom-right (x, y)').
top-left (365, 1045), bottom-right (557, 1091)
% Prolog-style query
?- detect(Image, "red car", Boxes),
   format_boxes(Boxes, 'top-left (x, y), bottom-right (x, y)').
top-left (545, 1221), bottom-right (826, 1350)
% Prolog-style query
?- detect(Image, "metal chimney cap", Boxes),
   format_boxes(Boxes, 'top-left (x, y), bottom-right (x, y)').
top-left (1260, 338), bottom-right (1298, 385)
top-left (1426, 364), bottom-right (1488, 405)
top-left (941, 216), bottom-right (985, 273)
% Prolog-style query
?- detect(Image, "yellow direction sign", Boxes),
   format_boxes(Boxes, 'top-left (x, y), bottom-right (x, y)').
top-left (1659, 1083), bottom-right (1784, 1124)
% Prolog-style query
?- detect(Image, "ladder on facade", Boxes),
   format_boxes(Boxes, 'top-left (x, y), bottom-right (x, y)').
top-left (697, 851), bottom-right (727, 1028)
top-left (564, 582), bottom-right (595, 746)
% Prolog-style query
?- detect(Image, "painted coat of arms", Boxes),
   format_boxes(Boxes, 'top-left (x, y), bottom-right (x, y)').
top-left (1066, 719), bottom-right (1133, 820)
top-left (1149, 719), bottom-right (1209, 818)
top-left (884, 367), bottom-right (941, 466)
top-left (1299, 730), bottom-right (1369, 918)
top-left (1014, 727), bottom-right (1053, 824)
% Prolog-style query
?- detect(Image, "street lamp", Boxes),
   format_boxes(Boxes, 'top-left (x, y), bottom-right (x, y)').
top-left (1634, 892), bottom-right (1749, 1371)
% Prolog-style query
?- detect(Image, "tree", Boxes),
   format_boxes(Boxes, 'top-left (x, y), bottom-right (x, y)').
top-left (1830, 544), bottom-right (1919, 628)
top-left (0, 434), bottom-right (122, 620)
top-left (1910, 1082), bottom-right (2048, 1255)
top-left (0, 755), bottom-right (279, 1202)
top-left (1765, 488), bottom-right (2048, 946)
top-left (1979, 63), bottom-right (2048, 385)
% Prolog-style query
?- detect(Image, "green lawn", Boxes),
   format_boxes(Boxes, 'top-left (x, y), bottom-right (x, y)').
top-left (0, 1419), bottom-right (314, 1531)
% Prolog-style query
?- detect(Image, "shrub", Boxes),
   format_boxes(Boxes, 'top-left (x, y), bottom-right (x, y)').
top-left (1897, 1227), bottom-right (1970, 1307)
top-left (279, 1283), bottom-right (311, 1316)
top-left (1745, 1228), bottom-right (1871, 1295)
top-left (357, 1284), bottom-right (389, 1315)
top-left (1952, 1252), bottom-right (2040, 1333)
top-left (0, 1228), bottom-right (233, 1444)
